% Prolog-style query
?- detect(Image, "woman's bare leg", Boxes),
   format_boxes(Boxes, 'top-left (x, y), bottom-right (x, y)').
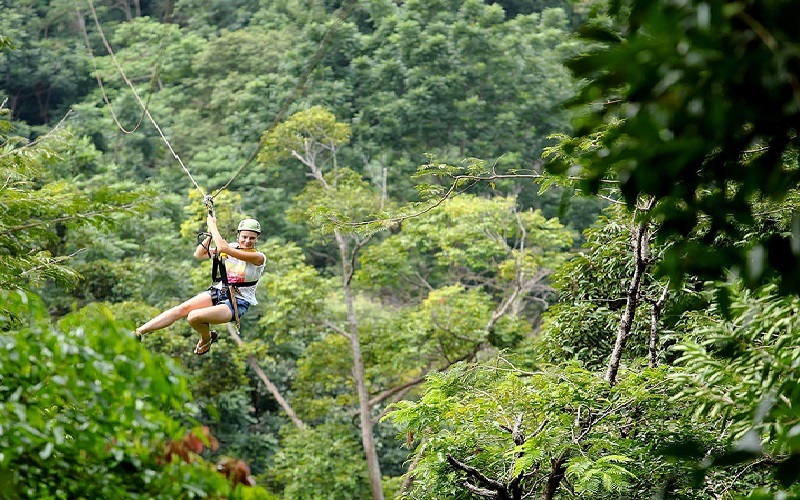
top-left (136, 292), bottom-right (213, 336)
top-left (187, 304), bottom-right (233, 345)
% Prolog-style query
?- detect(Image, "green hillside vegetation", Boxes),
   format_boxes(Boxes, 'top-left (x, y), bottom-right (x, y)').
top-left (2, 0), bottom-right (800, 498)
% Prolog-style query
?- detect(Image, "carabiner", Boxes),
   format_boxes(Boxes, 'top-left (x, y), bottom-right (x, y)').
top-left (203, 195), bottom-right (215, 216)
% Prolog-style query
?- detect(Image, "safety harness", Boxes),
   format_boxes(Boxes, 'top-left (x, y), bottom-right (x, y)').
top-left (210, 253), bottom-right (259, 289)
top-left (200, 198), bottom-right (259, 329)
top-left (211, 251), bottom-right (258, 329)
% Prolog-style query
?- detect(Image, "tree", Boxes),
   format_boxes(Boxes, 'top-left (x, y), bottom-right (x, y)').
top-left (671, 283), bottom-right (800, 496)
top-left (0, 103), bottom-right (146, 301)
top-left (535, 200), bottom-right (679, 378)
top-left (258, 105), bottom-right (387, 499)
top-left (388, 358), bottom-right (712, 499)
top-left (540, 0), bottom-right (800, 493)
top-left (255, 105), bottom-right (589, 496)
top-left (348, 0), bottom-right (579, 200)
top-left (0, 2), bottom-right (91, 125)
top-left (356, 194), bottom-right (573, 361)
top-left (549, 0), bottom-right (800, 294)
top-left (270, 422), bottom-right (374, 499)
top-left (0, 291), bottom-right (273, 499)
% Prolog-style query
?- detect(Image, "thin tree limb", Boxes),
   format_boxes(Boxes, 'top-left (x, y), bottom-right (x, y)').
top-left (372, 386), bottom-right (414, 423)
top-left (447, 454), bottom-right (507, 492)
top-left (369, 373), bottom-right (428, 407)
top-left (226, 324), bottom-right (305, 430)
top-left (0, 205), bottom-right (137, 236)
top-left (323, 319), bottom-right (352, 340)
top-left (463, 483), bottom-right (503, 498)
top-left (20, 248), bottom-right (86, 276)
top-left (0, 108), bottom-right (74, 160)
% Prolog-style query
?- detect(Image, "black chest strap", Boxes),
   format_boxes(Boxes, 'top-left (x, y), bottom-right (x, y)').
top-left (211, 254), bottom-right (259, 288)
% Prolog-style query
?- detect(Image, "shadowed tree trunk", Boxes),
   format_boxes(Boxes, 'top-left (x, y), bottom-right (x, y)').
top-left (648, 282), bottom-right (669, 368)
top-left (542, 452), bottom-right (567, 500)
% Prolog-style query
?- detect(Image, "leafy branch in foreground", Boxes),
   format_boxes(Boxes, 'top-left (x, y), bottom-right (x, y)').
top-left (550, 0), bottom-right (800, 292)
top-left (0, 291), bottom-right (272, 498)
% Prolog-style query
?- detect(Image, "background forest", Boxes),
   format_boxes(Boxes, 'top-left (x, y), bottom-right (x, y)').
top-left (2, 0), bottom-right (800, 498)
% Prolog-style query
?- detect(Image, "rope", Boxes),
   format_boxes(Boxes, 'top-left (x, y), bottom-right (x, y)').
top-left (81, 0), bottom-right (207, 198)
top-left (79, 12), bottom-right (137, 134)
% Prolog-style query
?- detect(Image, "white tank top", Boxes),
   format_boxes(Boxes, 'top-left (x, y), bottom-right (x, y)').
top-left (214, 244), bottom-right (266, 305)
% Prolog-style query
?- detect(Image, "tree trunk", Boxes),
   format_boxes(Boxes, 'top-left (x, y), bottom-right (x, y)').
top-left (542, 453), bottom-right (567, 500)
top-left (605, 204), bottom-right (652, 385)
top-left (400, 439), bottom-right (425, 494)
top-left (117, 0), bottom-right (132, 21)
top-left (335, 229), bottom-right (384, 500)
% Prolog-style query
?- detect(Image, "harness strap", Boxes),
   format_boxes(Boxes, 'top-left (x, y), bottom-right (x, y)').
top-left (211, 253), bottom-right (227, 285)
top-left (223, 280), bottom-right (259, 287)
top-left (211, 253), bottom-right (259, 288)
top-left (228, 283), bottom-right (241, 330)
top-left (211, 253), bottom-right (256, 329)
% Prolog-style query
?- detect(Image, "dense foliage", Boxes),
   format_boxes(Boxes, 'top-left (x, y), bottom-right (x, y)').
top-left (548, 0), bottom-right (800, 293)
top-left (3, 0), bottom-right (800, 498)
top-left (0, 291), bottom-right (272, 498)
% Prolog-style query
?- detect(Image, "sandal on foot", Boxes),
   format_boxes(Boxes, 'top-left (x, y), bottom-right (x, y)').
top-left (194, 331), bottom-right (220, 356)
top-left (194, 336), bottom-right (213, 356)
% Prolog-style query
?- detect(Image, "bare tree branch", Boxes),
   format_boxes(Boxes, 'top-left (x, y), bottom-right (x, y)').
top-left (369, 345), bottom-right (482, 411)
top-left (369, 373), bottom-right (428, 408)
top-left (0, 107), bottom-right (74, 160)
top-left (463, 483), bottom-right (503, 498)
top-left (447, 454), bottom-right (508, 493)
top-left (226, 324), bottom-right (306, 430)
top-left (20, 248), bottom-right (86, 276)
top-left (323, 319), bottom-right (352, 340)
top-left (372, 386), bottom-right (414, 423)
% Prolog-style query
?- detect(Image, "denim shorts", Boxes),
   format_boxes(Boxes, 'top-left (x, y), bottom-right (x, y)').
top-left (207, 286), bottom-right (250, 319)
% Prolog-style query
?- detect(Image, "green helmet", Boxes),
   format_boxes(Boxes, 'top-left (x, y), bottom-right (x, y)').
top-left (237, 218), bottom-right (261, 234)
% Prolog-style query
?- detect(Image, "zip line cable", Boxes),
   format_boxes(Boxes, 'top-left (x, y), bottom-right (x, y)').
top-left (81, 0), bottom-right (207, 198)
top-left (80, 0), bottom-right (359, 205)
top-left (77, 7), bottom-right (166, 135)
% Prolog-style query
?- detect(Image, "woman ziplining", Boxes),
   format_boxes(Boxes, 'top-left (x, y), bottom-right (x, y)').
top-left (79, 0), bottom-right (358, 356)
top-left (135, 214), bottom-right (266, 355)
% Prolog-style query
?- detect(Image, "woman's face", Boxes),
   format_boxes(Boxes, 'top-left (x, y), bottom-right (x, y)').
top-left (237, 230), bottom-right (259, 249)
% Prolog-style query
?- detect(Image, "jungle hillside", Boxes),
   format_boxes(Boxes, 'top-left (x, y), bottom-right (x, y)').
top-left (3, 0), bottom-right (800, 498)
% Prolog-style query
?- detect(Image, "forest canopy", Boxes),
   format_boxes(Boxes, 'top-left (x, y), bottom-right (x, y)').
top-left (2, 0), bottom-right (800, 498)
